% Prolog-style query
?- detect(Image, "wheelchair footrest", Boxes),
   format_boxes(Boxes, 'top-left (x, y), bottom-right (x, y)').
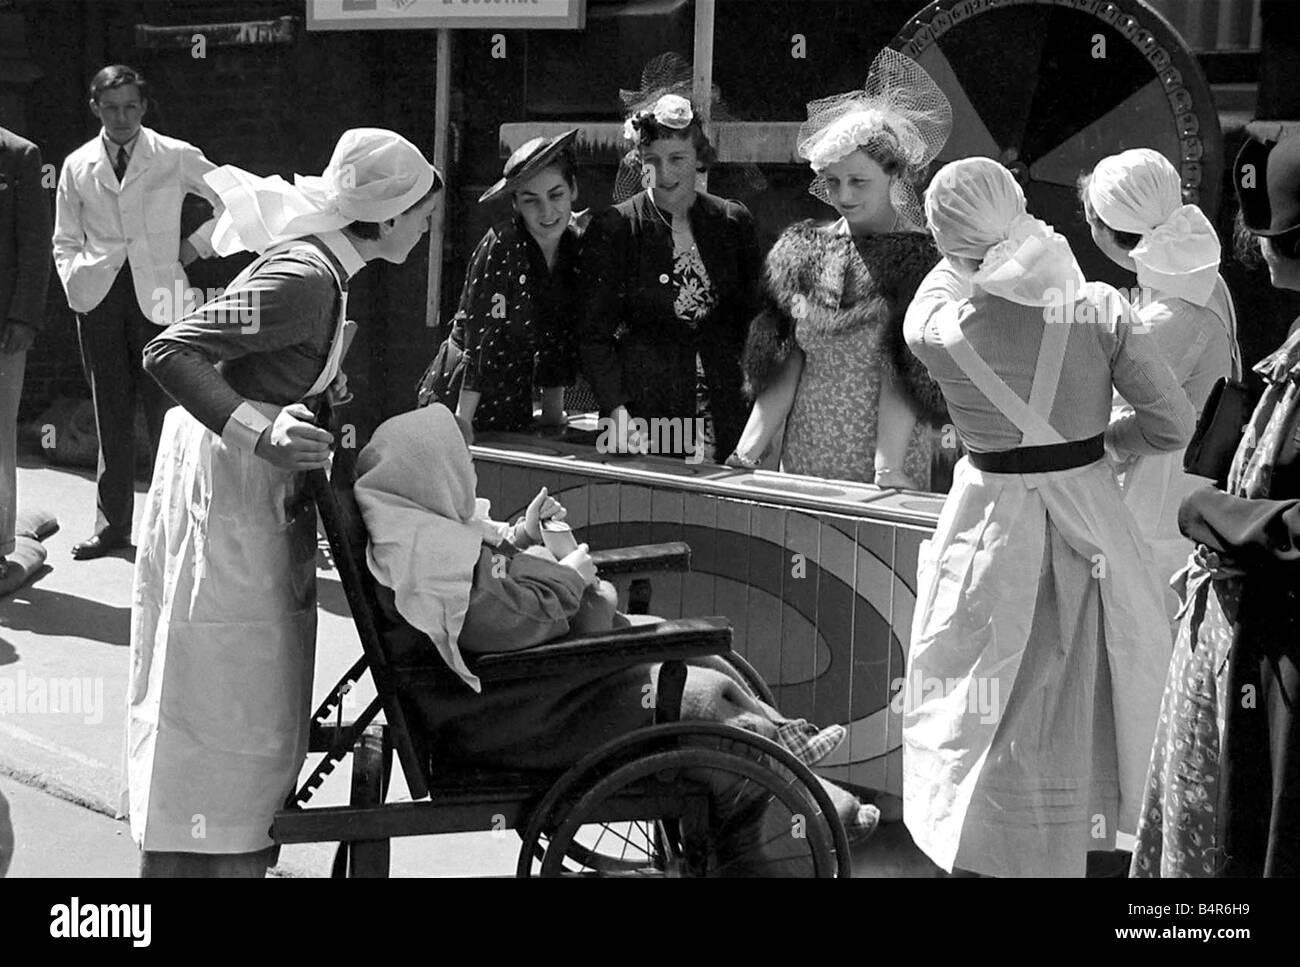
top-left (274, 791), bottom-right (540, 844)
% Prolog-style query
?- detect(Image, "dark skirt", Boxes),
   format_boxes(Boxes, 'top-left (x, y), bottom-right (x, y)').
top-left (1217, 580), bottom-right (1300, 876)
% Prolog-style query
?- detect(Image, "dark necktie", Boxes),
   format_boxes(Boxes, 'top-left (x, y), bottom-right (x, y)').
top-left (113, 145), bottom-right (128, 183)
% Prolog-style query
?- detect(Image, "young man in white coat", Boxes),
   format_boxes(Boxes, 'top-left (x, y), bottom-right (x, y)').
top-left (52, 64), bottom-right (224, 559)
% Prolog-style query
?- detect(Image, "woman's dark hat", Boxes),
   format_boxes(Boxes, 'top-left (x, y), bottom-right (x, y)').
top-left (1235, 134), bottom-right (1300, 237)
top-left (479, 129), bottom-right (578, 203)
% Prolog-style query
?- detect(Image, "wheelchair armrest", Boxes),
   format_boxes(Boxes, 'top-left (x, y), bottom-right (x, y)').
top-left (590, 541), bottom-right (690, 575)
top-left (467, 616), bottom-right (731, 684)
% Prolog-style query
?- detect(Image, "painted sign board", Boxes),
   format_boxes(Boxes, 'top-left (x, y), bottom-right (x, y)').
top-left (307, 0), bottom-right (586, 31)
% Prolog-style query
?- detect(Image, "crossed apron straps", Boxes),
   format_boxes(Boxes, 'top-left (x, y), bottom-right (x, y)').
top-left (937, 304), bottom-right (1068, 448)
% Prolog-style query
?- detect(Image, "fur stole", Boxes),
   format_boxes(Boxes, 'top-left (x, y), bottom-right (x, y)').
top-left (741, 219), bottom-right (948, 425)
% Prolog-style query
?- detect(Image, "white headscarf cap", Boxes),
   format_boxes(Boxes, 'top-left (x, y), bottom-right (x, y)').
top-left (926, 157), bottom-right (1086, 307)
top-left (1085, 148), bottom-right (1220, 306)
top-left (354, 406), bottom-right (486, 693)
top-left (207, 128), bottom-right (438, 256)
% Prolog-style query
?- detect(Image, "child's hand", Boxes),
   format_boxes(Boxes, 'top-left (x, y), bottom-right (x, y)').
top-left (524, 487), bottom-right (567, 543)
top-left (559, 543), bottom-right (598, 586)
top-left (571, 579), bottom-right (619, 635)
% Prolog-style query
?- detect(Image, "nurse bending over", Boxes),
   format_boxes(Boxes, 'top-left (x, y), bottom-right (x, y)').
top-left (126, 129), bottom-right (442, 878)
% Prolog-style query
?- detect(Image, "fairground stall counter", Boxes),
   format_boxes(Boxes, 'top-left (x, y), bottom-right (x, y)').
top-left (470, 426), bottom-right (946, 797)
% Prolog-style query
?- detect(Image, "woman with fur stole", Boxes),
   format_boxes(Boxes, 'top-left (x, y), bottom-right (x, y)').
top-left (727, 50), bottom-right (952, 489)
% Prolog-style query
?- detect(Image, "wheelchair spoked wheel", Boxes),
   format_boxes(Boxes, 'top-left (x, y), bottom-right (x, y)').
top-left (516, 723), bottom-right (851, 878)
top-left (538, 748), bottom-right (836, 877)
top-left (331, 724), bottom-right (392, 878)
top-left (527, 819), bottom-right (673, 875)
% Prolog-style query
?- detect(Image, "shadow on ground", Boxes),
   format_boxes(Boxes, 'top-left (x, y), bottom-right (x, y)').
top-left (1, 584), bottom-right (131, 647)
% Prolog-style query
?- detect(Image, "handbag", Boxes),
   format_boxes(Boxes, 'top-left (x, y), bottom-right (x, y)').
top-left (1183, 375), bottom-right (1252, 488)
top-left (415, 335), bottom-right (465, 409)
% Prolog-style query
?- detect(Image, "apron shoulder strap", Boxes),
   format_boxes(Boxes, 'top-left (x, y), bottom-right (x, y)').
top-left (937, 306), bottom-right (1064, 446)
top-left (1026, 314), bottom-right (1070, 419)
top-left (1214, 275), bottom-right (1243, 381)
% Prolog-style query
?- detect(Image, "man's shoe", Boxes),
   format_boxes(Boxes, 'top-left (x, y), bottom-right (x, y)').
top-left (72, 530), bottom-right (130, 560)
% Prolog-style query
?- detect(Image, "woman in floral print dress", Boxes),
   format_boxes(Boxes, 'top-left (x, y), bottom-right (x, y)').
top-left (728, 50), bottom-right (953, 489)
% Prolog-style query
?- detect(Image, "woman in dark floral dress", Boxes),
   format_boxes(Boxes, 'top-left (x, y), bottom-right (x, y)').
top-left (578, 93), bottom-right (759, 462)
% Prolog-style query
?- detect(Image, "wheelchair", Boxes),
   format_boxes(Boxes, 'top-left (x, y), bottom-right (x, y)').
top-left (271, 444), bottom-right (851, 877)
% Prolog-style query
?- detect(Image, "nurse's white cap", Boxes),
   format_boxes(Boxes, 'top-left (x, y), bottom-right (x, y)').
top-left (207, 127), bottom-right (441, 256)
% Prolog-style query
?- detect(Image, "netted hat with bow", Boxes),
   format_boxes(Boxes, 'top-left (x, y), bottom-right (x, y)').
top-left (613, 52), bottom-right (766, 204)
top-left (798, 48), bottom-right (952, 229)
top-left (207, 128), bottom-right (441, 256)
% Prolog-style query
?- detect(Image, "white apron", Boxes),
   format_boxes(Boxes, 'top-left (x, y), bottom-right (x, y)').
top-left (124, 240), bottom-right (347, 853)
top-left (1113, 279), bottom-right (1240, 620)
top-left (903, 310), bottom-right (1173, 877)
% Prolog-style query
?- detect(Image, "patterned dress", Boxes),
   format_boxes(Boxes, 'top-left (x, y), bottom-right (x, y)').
top-left (753, 221), bottom-right (941, 486)
top-left (578, 190), bottom-right (759, 460)
top-left (671, 242), bottom-right (719, 463)
top-left (448, 216), bottom-right (580, 432)
top-left (1132, 336), bottom-right (1300, 877)
top-left (1130, 571), bottom-right (1237, 876)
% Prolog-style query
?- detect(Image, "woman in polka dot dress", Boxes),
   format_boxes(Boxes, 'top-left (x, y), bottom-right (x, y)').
top-left (437, 131), bottom-right (585, 434)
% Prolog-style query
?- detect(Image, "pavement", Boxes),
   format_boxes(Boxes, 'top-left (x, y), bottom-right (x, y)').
top-left (0, 451), bottom-right (938, 878)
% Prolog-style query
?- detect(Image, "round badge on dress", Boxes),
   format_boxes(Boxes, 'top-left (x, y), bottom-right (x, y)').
top-left (659, 273), bottom-right (670, 284)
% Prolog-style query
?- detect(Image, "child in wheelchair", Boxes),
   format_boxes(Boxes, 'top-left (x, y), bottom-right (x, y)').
top-left (353, 405), bottom-right (881, 862)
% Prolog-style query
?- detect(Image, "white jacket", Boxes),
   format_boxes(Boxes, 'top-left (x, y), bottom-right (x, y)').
top-left (52, 126), bottom-right (223, 324)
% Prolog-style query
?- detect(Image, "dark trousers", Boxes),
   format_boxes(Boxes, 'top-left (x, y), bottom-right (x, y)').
top-left (75, 264), bottom-right (171, 536)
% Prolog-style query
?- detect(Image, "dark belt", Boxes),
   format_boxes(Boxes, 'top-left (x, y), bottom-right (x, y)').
top-left (967, 433), bottom-right (1105, 474)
